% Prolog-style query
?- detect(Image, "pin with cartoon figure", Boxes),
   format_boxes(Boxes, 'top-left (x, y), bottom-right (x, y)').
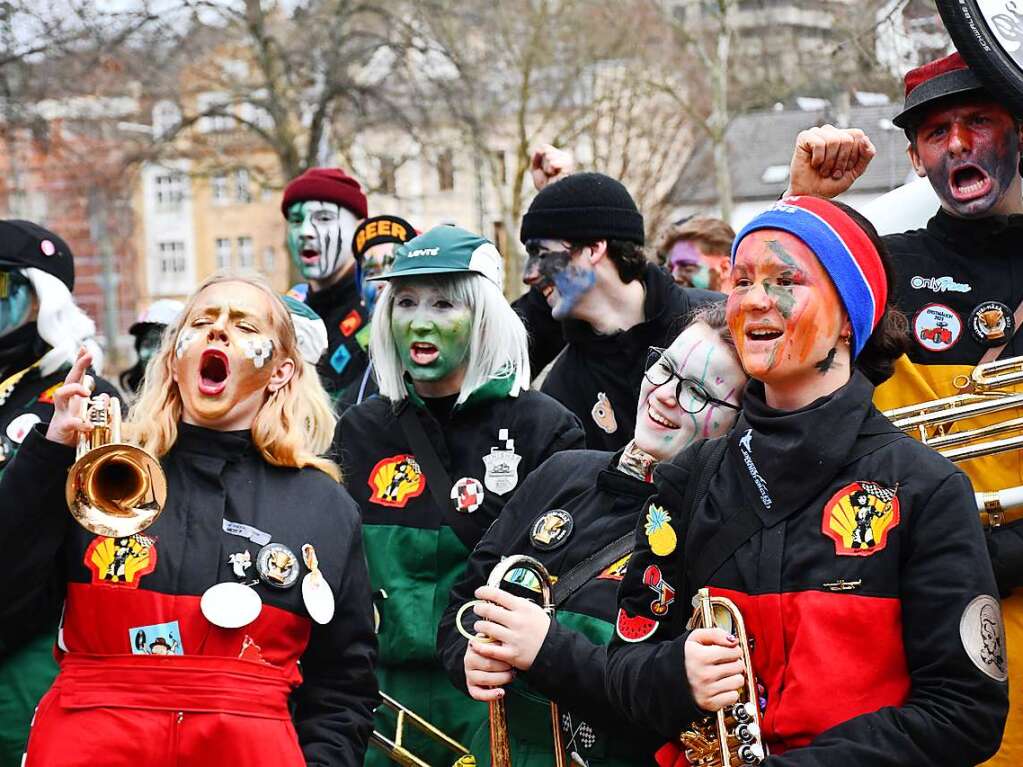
top-left (530, 509), bottom-right (574, 551)
top-left (591, 391), bottom-right (617, 434)
top-left (301, 543), bottom-right (335, 625)
top-left (256, 542), bottom-right (300, 589)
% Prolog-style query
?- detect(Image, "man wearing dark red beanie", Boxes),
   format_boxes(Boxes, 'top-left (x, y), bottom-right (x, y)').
top-left (786, 50), bottom-right (1022, 765)
top-left (282, 167), bottom-right (371, 410)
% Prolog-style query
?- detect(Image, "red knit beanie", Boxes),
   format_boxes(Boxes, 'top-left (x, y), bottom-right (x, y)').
top-left (281, 167), bottom-right (368, 219)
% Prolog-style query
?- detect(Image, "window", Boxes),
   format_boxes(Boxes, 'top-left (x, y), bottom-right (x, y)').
top-left (263, 246), bottom-right (275, 272)
top-left (212, 174), bottom-right (228, 203)
top-left (235, 169), bottom-right (251, 203)
top-left (215, 238), bottom-right (232, 269)
top-left (196, 91), bottom-right (232, 133)
top-left (238, 236), bottom-right (254, 268)
top-left (379, 157), bottom-right (396, 195)
top-left (154, 174), bottom-right (185, 208)
top-left (157, 241), bottom-right (186, 277)
top-left (438, 149), bottom-right (454, 191)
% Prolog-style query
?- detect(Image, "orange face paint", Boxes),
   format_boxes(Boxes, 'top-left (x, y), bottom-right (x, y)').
top-left (726, 230), bottom-right (846, 385)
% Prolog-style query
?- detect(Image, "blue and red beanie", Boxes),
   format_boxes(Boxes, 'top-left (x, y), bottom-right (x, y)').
top-left (731, 196), bottom-right (887, 359)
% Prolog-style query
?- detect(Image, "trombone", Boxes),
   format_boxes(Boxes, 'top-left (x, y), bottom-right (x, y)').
top-left (370, 691), bottom-right (476, 767)
top-left (456, 555), bottom-right (565, 767)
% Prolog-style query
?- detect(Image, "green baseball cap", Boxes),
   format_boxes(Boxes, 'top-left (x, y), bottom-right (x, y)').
top-left (367, 225), bottom-right (504, 289)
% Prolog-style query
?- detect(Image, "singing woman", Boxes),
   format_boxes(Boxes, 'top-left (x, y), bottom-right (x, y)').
top-left (605, 196), bottom-right (1009, 766)
top-left (0, 273), bottom-right (378, 766)
top-left (436, 302), bottom-right (748, 766)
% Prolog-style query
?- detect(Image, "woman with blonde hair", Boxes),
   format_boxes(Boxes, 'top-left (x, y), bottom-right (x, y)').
top-left (0, 272), bottom-right (379, 767)
top-left (337, 226), bottom-right (584, 766)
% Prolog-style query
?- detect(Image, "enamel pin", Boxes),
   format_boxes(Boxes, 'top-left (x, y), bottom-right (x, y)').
top-left (256, 543), bottom-right (299, 589)
top-left (301, 543), bottom-right (335, 625)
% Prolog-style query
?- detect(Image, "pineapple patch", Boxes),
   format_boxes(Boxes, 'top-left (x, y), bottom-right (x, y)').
top-left (644, 503), bottom-right (677, 556)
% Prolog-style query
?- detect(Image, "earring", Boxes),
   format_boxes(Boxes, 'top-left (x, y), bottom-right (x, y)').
top-left (840, 335), bottom-right (851, 346)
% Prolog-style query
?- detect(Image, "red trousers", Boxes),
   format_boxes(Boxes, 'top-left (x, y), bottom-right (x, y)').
top-left (24, 654), bottom-right (305, 767)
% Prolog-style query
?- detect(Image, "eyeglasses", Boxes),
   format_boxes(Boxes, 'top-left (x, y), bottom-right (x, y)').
top-left (644, 347), bottom-right (741, 414)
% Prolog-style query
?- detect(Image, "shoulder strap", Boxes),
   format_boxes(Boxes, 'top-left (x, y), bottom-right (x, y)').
top-left (552, 530), bottom-right (634, 608)
top-left (396, 403), bottom-right (480, 551)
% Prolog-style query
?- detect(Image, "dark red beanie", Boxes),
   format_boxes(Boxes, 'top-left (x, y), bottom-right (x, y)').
top-left (281, 167), bottom-right (368, 219)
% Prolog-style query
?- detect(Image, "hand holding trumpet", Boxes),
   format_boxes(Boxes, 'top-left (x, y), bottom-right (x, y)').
top-left (46, 346), bottom-right (100, 447)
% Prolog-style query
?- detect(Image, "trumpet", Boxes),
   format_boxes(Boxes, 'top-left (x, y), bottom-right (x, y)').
top-left (65, 393), bottom-right (166, 537)
top-left (370, 691), bottom-right (476, 767)
top-left (456, 555), bottom-right (565, 767)
top-left (680, 589), bottom-right (765, 767)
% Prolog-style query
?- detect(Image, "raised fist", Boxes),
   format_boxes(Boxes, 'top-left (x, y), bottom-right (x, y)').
top-left (531, 144), bottom-right (575, 191)
top-left (787, 125), bottom-right (877, 199)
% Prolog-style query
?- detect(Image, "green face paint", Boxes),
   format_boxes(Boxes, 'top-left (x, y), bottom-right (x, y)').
top-left (766, 239), bottom-right (798, 268)
top-left (763, 280), bottom-right (796, 319)
top-left (390, 283), bottom-right (472, 385)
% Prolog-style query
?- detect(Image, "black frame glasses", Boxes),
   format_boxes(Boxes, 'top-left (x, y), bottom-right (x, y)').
top-left (644, 347), bottom-right (741, 414)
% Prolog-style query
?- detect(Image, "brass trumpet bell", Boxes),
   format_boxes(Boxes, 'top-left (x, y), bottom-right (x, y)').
top-left (65, 396), bottom-right (166, 538)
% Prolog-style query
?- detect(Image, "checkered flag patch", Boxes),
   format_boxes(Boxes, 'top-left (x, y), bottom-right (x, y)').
top-left (861, 481), bottom-right (898, 503)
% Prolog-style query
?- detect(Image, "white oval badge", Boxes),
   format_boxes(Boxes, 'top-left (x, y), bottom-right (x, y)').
top-left (200, 582), bottom-right (262, 629)
top-left (959, 594), bottom-right (1008, 682)
top-left (302, 573), bottom-right (335, 625)
top-left (913, 303), bottom-right (962, 352)
top-left (6, 413), bottom-right (41, 444)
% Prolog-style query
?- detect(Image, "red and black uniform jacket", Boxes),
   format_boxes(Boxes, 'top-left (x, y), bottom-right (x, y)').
top-left (0, 423), bottom-right (379, 766)
top-left (606, 372), bottom-right (1009, 766)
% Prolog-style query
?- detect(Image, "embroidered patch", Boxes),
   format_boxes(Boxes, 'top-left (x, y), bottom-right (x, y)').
top-left (368, 454), bottom-right (426, 508)
top-left (615, 608), bottom-right (658, 643)
top-left (6, 413), bottom-right (40, 444)
top-left (38, 383), bottom-right (61, 404)
top-left (597, 553), bottom-right (631, 581)
top-left (969, 301), bottom-right (1014, 347)
top-left (130, 620), bottom-right (183, 655)
top-left (329, 344), bottom-right (352, 374)
top-left (355, 324), bottom-right (372, 351)
top-left (959, 595), bottom-right (1008, 682)
top-left (643, 565), bottom-right (676, 616)
top-left (340, 309), bottom-right (363, 337)
top-left (85, 534), bottom-right (158, 587)
top-left (913, 303), bottom-right (962, 352)
top-left (591, 392), bottom-right (617, 434)
top-left (910, 275), bottom-right (971, 293)
top-left (644, 504), bottom-right (677, 556)
top-left (530, 509), bottom-right (574, 551)
top-left (450, 476), bottom-right (485, 514)
top-left (822, 481), bottom-right (900, 556)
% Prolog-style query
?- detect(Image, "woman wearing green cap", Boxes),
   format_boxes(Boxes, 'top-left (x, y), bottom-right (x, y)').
top-left (336, 225), bottom-right (585, 766)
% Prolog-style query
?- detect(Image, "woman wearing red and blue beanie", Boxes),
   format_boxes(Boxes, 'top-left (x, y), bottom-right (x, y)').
top-left (607, 196), bottom-right (1009, 766)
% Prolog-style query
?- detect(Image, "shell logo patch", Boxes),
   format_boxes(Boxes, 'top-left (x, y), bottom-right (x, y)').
top-left (340, 309), bottom-right (362, 337)
top-left (597, 554), bottom-right (631, 581)
top-left (85, 534), bottom-right (157, 587)
top-left (644, 504), bottom-right (677, 556)
top-left (368, 453), bottom-right (426, 508)
top-left (822, 481), bottom-right (900, 557)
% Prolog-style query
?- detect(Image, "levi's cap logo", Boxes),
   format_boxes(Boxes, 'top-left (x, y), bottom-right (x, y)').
top-left (407, 247), bottom-right (440, 258)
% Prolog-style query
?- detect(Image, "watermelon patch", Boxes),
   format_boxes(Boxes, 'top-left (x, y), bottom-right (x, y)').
top-left (615, 608), bottom-right (658, 643)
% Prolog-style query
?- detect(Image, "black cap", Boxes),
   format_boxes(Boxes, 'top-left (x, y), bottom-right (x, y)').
top-left (352, 215), bottom-right (416, 261)
top-left (520, 172), bottom-right (645, 246)
top-left (0, 220), bottom-right (75, 290)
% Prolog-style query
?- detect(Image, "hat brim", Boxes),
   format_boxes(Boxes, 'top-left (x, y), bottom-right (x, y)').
top-left (0, 257), bottom-right (25, 270)
top-left (893, 69), bottom-right (988, 129)
top-left (366, 265), bottom-right (474, 282)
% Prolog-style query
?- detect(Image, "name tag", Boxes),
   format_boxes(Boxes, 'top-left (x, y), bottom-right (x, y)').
top-left (223, 519), bottom-right (272, 546)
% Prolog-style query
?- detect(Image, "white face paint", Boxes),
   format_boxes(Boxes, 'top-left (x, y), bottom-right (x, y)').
top-left (241, 337), bottom-right (275, 369)
top-left (175, 329), bottom-right (199, 360)
top-left (286, 201), bottom-right (359, 281)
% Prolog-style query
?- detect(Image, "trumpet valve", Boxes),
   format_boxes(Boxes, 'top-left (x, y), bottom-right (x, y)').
top-left (738, 742), bottom-right (764, 765)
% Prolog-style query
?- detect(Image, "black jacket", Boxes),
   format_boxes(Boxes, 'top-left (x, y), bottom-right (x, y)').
top-left (607, 373), bottom-right (1008, 766)
top-left (0, 424), bottom-right (379, 767)
top-left (879, 211), bottom-right (1023, 595)
top-left (514, 263), bottom-right (720, 450)
top-left (438, 449), bottom-right (660, 765)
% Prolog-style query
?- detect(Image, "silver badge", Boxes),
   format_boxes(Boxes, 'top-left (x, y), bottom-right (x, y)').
top-left (483, 428), bottom-right (521, 496)
top-left (256, 543), bottom-right (299, 589)
top-left (301, 544), bottom-right (335, 625)
top-left (959, 594), bottom-right (1008, 682)
top-left (200, 582), bottom-right (263, 628)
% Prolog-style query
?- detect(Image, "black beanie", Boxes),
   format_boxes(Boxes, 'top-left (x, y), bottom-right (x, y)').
top-left (520, 172), bottom-right (645, 246)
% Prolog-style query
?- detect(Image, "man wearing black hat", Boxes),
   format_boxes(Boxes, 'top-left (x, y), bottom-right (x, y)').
top-left (515, 165), bottom-right (718, 450)
top-left (785, 50), bottom-right (1022, 765)
top-left (0, 220), bottom-right (118, 767)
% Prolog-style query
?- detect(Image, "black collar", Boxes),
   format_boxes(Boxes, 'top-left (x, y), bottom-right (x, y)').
top-left (304, 270), bottom-right (360, 319)
top-left (172, 422), bottom-right (257, 461)
top-left (926, 207), bottom-right (1023, 247)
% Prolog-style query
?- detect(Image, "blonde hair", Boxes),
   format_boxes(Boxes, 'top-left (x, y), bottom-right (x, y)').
top-left (369, 273), bottom-right (531, 405)
top-left (126, 271), bottom-right (340, 481)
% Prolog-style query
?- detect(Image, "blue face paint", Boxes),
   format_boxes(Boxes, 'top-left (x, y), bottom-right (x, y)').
top-left (361, 281), bottom-right (380, 314)
top-left (536, 250), bottom-right (596, 321)
top-left (0, 271), bottom-right (33, 338)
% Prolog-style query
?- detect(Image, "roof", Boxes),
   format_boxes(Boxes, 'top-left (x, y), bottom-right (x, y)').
top-left (669, 103), bottom-right (915, 205)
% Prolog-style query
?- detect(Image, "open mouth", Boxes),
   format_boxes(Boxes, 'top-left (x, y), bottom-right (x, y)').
top-left (647, 404), bottom-right (680, 430)
top-left (300, 248), bottom-right (321, 265)
top-left (410, 342), bottom-right (439, 365)
top-left (199, 348), bottom-right (230, 395)
top-left (949, 164), bottom-right (992, 202)
top-left (745, 326), bottom-right (784, 343)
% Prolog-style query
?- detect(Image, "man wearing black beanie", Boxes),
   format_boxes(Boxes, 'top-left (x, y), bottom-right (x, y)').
top-left (516, 154), bottom-right (719, 450)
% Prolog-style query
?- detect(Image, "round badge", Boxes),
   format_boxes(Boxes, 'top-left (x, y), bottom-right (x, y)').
top-left (959, 594), bottom-right (1008, 682)
top-left (255, 543), bottom-right (299, 589)
top-left (40, 239), bottom-right (56, 256)
top-left (302, 572), bottom-right (336, 625)
top-left (969, 301), bottom-right (1014, 347)
top-left (200, 582), bottom-right (263, 628)
top-left (912, 303), bottom-right (962, 353)
top-left (450, 477), bottom-right (485, 514)
top-left (530, 509), bottom-right (574, 551)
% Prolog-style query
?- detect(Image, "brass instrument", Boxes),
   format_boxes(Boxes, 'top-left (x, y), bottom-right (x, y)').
top-left (65, 394), bottom-right (166, 537)
top-left (456, 554), bottom-right (565, 767)
top-left (883, 356), bottom-right (1023, 463)
top-left (681, 589), bottom-right (765, 767)
top-left (370, 691), bottom-right (476, 767)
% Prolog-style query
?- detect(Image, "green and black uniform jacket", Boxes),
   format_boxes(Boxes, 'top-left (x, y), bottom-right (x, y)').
top-left (438, 449), bottom-right (661, 765)
top-left (513, 263), bottom-right (719, 451)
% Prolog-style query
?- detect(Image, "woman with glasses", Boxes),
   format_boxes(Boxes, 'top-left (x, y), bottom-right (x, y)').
top-left (437, 302), bottom-right (748, 767)
top-left (606, 197), bottom-right (1008, 767)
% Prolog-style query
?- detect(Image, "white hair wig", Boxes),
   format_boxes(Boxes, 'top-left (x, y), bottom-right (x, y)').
top-left (370, 272), bottom-right (530, 405)
top-left (24, 267), bottom-right (104, 376)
